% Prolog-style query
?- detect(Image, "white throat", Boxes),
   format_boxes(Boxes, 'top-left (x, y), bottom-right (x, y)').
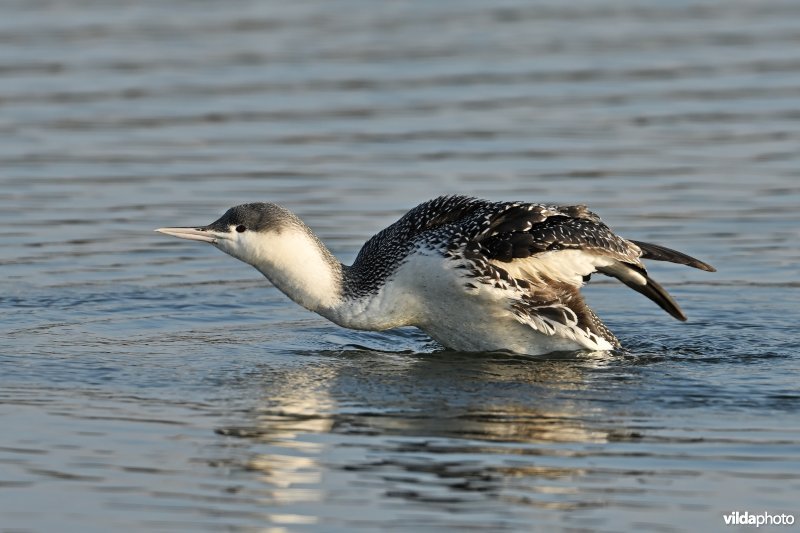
top-left (219, 226), bottom-right (344, 314)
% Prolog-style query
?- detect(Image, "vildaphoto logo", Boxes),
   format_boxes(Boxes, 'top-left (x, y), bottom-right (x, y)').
top-left (723, 511), bottom-right (795, 527)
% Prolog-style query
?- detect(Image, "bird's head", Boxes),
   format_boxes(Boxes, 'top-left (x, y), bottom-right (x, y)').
top-left (155, 202), bottom-right (304, 267)
top-left (157, 202), bottom-right (343, 311)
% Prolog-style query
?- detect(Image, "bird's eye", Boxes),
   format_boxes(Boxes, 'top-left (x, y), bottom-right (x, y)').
top-left (235, 225), bottom-right (246, 233)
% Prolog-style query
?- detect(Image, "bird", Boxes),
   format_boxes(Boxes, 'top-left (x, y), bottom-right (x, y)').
top-left (155, 195), bottom-right (715, 355)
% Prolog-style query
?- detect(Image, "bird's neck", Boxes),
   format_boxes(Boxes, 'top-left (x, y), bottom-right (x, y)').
top-left (241, 225), bottom-right (347, 318)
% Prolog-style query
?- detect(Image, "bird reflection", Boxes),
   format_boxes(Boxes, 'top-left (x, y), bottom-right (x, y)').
top-left (214, 349), bottom-right (629, 512)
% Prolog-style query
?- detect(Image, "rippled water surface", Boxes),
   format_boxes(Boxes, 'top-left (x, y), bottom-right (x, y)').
top-left (2, 1), bottom-right (799, 531)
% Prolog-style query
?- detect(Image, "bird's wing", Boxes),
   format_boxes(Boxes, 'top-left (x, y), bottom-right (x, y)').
top-left (464, 202), bottom-right (709, 322)
top-left (629, 240), bottom-right (716, 272)
top-left (455, 245), bottom-right (615, 348)
top-left (471, 202), bottom-right (638, 283)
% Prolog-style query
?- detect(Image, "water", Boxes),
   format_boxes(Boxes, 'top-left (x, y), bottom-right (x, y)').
top-left (2, 0), bottom-right (799, 531)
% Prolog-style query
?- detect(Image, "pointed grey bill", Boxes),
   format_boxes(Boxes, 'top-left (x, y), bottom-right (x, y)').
top-left (154, 227), bottom-right (228, 244)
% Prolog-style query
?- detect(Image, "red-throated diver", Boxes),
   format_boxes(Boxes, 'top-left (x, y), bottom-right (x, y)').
top-left (155, 195), bottom-right (715, 355)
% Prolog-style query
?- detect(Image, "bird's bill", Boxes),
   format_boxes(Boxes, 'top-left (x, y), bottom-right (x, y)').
top-left (154, 226), bottom-right (226, 244)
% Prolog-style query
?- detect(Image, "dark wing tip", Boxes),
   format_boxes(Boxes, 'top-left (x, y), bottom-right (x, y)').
top-left (631, 240), bottom-right (716, 272)
top-left (637, 274), bottom-right (688, 321)
top-left (598, 264), bottom-right (689, 321)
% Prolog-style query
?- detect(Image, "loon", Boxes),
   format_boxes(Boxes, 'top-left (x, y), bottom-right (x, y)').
top-left (155, 195), bottom-right (715, 355)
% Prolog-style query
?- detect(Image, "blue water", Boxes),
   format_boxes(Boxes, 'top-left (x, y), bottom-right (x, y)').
top-left (1, 1), bottom-right (799, 531)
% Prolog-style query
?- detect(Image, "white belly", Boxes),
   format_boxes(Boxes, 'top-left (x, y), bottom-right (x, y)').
top-left (330, 253), bottom-right (610, 355)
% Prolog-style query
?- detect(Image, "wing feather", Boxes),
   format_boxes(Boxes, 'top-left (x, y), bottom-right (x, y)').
top-left (630, 240), bottom-right (716, 272)
top-left (464, 202), bottom-right (711, 322)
